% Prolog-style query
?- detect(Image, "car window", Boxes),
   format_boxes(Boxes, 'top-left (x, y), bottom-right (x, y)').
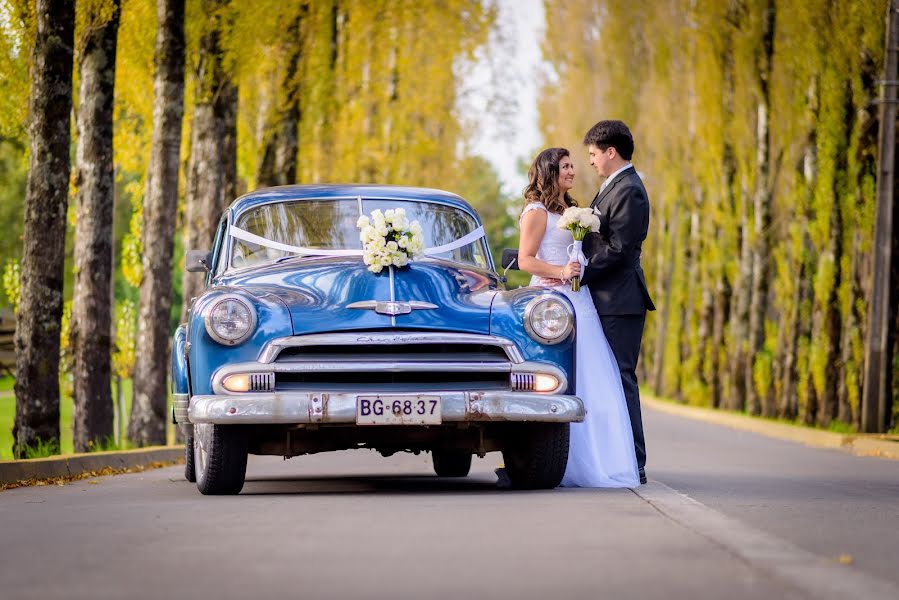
top-left (229, 198), bottom-right (490, 270)
top-left (363, 199), bottom-right (489, 269)
top-left (207, 214), bottom-right (228, 284)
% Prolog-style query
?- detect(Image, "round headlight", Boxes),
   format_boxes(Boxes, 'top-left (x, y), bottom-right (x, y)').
top-left (524, 296), bottom-right (574, 344)
top-left (204, 295), bottom-right (257, 345)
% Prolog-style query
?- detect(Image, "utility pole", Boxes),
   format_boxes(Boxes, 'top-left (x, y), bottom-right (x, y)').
top-left (863, 0), bottom-right (899, 433)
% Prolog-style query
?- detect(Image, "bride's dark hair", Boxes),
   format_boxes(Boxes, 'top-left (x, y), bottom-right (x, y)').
top-left (523, 147), bottom-right (577, 215)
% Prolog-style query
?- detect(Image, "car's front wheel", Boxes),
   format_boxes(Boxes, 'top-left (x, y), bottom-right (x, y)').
top-left (501, 423), bottom-right (569, 489)
top-left (432, 450), bottom-right (472, 477)
top-left (194, 423), bottom-right (248, 495)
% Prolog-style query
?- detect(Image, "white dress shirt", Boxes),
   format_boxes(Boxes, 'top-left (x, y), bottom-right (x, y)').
top-left (599, 162), bottom-right (634, 194)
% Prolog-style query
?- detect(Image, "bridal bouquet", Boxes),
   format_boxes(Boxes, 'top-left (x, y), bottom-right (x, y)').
top-left (357, 208), bottom-right (425, 273)
top-left (557, 206), bottom-right (600, 291)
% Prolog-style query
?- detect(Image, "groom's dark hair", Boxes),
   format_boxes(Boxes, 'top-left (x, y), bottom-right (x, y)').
top-left (583, 120), bottom-right (634, 160)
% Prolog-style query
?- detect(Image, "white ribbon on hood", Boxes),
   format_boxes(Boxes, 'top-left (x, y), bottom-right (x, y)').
top-left (229, 224), bottom-right (486, 258)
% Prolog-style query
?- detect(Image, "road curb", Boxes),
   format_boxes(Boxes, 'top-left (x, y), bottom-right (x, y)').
top-left (0, 446), bottom-right (184, 486)
top-left (644, 395), bottom-right (899, 460)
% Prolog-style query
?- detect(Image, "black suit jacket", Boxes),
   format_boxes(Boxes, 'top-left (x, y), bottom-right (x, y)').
top-left (581, 167), bottom-right (656, 315)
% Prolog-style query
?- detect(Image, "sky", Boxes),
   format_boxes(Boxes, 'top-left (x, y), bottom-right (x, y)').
top-left (463, 0), bottom-right (545, 195)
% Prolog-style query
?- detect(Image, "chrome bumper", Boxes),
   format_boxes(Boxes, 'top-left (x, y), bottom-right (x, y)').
top-left (184, 391), bottom-right (584, 425)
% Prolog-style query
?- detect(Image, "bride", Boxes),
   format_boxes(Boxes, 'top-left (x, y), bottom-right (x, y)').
top-left (516, 147), bottom-right (639, 488)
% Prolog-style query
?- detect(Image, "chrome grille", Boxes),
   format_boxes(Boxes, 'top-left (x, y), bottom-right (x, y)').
top-left (274, 343), bottom-right (510, 363)
top-left (510, 373), bottom-right (535, 391)
top-left (249, 372), bottom-right (275, 392)
top-left (259, 332), bottom-right (524, 364)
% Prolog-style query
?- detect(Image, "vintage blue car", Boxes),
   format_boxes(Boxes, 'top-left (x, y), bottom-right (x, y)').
top-left (172, 184), bottom-right (584, 494)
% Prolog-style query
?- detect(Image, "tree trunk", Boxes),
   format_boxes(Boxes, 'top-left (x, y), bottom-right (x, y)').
top-left (777, 235), bottom-right (807, 420)
top-left (746, 120), bottom-right (773, 414)
top-left (319, 0), bottom-right (340, 181)
top-left (837, 230), bottom-right (862, 425)
top-left (710, 255), bottom-right (731, 409)
top-left (222, 81), bottom-right (239, 202)
top-left (745, 0), bottom-right (776, 415)
top-left (180, 0), bottom-right (236, 325)
top-left (129, 0), bottom-right (186, 447)
top-left (71, 0), bottom-right (121, 452)
top-left (256, 5), bottom-right (306, 188)
top-left (727, 176), bottom-right (753, 412)
top-left (697, 229), bottom-right (716, 403)
top-left (650, 206), bottom-right (676, 395)
top-left (681, 206), bottom-right (702, 398)
top-left (13, 0), bottom-right (76, 458)
top-left (814, 204), bottom-right (843, 428)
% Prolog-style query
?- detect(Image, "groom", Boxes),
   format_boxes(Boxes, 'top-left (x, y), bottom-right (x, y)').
top-left (580, 120), bottom-right (655, 485)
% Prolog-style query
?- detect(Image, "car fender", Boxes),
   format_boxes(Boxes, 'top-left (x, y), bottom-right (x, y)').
top-left (489, 287), bottom-right (577, 394)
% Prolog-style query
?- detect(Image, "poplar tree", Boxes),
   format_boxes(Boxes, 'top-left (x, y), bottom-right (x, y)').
top-left (129, 0), bottom-right (186, 447)
top-left (71, 0), bottom-right (121, 452)
top-left (13, 0), bottom-right (76, 457)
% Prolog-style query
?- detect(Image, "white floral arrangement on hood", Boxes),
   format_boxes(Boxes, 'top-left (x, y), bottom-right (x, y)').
top-left (357, 208), bottom-right (425, 273)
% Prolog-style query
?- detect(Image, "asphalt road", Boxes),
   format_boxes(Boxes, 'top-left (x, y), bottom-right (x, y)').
top-left (1, 406), bottom-right (898, 600)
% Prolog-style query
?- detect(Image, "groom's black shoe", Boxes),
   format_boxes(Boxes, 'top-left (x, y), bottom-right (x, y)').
top-left (639, 468), bottom-right (647, 485)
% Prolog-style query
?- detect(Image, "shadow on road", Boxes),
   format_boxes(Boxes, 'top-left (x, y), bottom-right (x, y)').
top-left (236, 473), bottom-right (506, 496)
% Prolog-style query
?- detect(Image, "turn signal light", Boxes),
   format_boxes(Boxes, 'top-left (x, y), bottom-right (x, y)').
top-left (534, 374), bottom-right (559, 392)
top-left (222, 372), bottom-right (274, 393)
top-left (222, 374), bottom-right (250, 392)
top-left (510, 372), bottom-right (560, 392)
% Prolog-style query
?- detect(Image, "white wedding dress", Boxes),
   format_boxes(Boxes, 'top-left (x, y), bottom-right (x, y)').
top-left (522, 202), bottom-right (640, 488)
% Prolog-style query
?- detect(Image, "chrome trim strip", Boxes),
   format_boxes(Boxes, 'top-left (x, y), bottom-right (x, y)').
top-left (346, 300), bottom-right (439, 316)
top-left (211, 359), bottom-right (565, 396)
top-left (388, 265), bottom-right (396, 326)
top-left (189, 391), bottom-right (585, 425)
top-left (257, 331), bottom-right (525, 364)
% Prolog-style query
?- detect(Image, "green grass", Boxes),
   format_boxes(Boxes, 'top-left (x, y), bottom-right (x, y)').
top-left (0, 376), bottom-right (175, 460)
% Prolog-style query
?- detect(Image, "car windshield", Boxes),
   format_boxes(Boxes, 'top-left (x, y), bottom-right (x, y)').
top-left (229, 198), bottom-right (490, 270)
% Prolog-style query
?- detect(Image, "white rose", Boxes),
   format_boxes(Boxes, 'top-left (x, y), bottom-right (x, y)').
top-left (397, 236), bottom-right (408, 248)
top-left (386, 240), bottom-right (398, 252)
top-left (357, 215), bottom-right (371, 228)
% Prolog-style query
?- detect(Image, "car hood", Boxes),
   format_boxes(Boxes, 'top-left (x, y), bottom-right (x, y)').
top-left (221, 258), bottom-right (499, 336)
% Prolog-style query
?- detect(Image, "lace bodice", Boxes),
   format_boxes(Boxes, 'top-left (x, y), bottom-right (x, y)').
top-left (521, 202), bottom-right (573, 266)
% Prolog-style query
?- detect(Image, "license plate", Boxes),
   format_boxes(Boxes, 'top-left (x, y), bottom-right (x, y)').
top-left (356, 395), bottom-right (441, 425)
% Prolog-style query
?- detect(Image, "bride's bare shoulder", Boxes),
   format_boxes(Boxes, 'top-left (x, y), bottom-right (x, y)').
top-left (520, 202), bottom-right (549, 222)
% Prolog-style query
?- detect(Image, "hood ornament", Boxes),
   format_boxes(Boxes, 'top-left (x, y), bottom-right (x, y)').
top-left (346, 300), bottom-right (438, 317)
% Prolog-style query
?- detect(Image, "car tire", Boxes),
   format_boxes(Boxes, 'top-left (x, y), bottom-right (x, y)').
top-left (432, 450), bottom-right (472, 477)
top-left (194, 423), bottom-right (248, 495)
top-left (184, 434), bottom-right (196, 482)
top-left (501, 423), bottom-right (569, 489)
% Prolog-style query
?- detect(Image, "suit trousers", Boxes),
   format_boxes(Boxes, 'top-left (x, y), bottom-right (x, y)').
top-left (599, 313), bottom-right (647, 470)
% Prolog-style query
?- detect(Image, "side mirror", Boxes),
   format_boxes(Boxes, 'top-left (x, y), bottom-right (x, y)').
top-left (185, 249), bottom-right (212, 273)
top-left (500, 248), bottom-right (519, 271)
